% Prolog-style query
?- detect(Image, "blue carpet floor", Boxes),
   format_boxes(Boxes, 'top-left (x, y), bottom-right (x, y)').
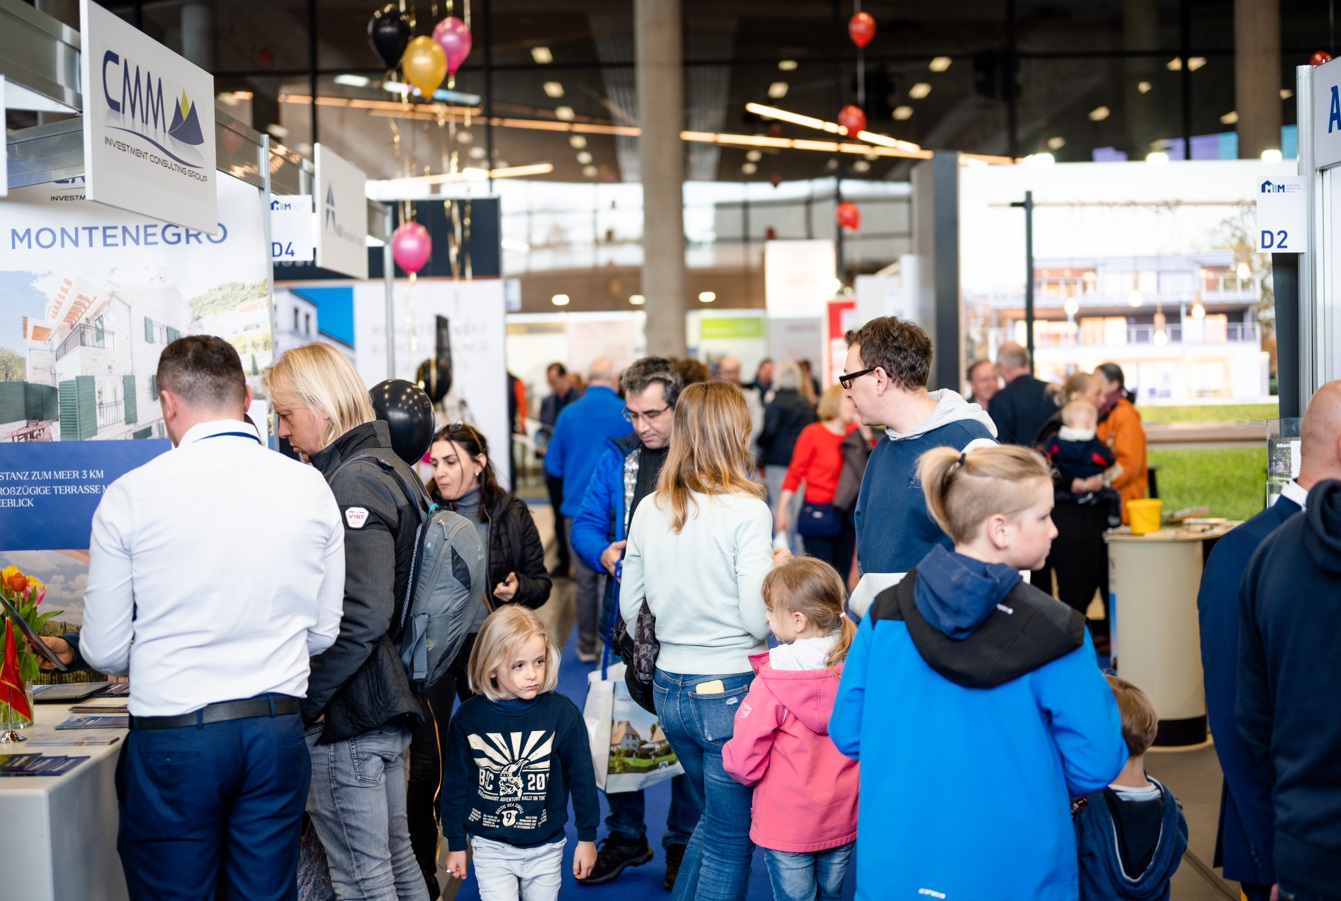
top-left (448, 628), bottom-right (857, 900)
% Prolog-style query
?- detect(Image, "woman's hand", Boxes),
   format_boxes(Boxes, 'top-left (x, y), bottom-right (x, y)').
top-left (492, 572), bottom-right (518, 602)
top-left (445, 850), bottom-right (468, 881)
top-left (1071, 475), bottom-right (1103, 494)
top-left (573, 840), bottom-right (598, 879)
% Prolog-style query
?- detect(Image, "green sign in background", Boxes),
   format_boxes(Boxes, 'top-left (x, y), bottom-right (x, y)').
top-left (700, 316), bottom-right (765, 340)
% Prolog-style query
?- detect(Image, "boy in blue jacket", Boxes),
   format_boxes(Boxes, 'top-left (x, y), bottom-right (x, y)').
top-left (1074, 675), bottom-right (1188, 900)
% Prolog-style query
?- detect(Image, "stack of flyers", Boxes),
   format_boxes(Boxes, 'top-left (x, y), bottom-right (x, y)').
top-left (0, 754), bottom-right (89, 777)
top-left (55, 715), bottom-right (130, 730)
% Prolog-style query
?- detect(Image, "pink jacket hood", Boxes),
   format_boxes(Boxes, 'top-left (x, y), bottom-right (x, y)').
top-left (722, 651), bottom-right (860, 853)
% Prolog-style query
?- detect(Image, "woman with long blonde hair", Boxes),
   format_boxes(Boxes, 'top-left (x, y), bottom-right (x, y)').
top-left (619, 381), bottom-right (788, 901)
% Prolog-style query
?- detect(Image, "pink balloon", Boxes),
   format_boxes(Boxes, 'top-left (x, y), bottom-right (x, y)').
top-left (392, 222), bottom-right (432, 274)
top-left (432, 17), bottom-right (472, 75)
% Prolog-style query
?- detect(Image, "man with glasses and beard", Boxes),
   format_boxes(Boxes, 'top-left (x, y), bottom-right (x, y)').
top-left (570, 357), bottom-right (699, 891)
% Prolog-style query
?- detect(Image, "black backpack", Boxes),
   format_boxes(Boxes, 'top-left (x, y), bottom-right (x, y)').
top-left (334, 451), bottom-right (485, 692)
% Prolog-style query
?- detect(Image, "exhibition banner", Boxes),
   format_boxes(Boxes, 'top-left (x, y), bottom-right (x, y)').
top-left (0, 173), bottom-right (269, 562)
top-left (314, 144), bottom-right (369, 279)
top-left (79, 0), bottom-right (218, 232)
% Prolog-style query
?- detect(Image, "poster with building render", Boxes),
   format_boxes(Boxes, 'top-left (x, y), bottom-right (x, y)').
top-left (0, 173), bottom-right (270, 624)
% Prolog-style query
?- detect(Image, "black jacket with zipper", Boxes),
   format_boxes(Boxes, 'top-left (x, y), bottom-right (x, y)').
top-left (304, 421), bottom-right (425, 742)
top-left (430, 485), bottom-right (552, 613)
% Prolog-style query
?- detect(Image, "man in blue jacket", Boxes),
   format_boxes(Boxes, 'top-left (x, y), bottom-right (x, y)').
top-left (1198, 382), bottom-right (1341, 899)
top-left (1227, 382), bottom-right (1341, 901)
top-left (569, 357), bottom-right (699, 890)
top-left (545, 358), bottom-right (632, 661)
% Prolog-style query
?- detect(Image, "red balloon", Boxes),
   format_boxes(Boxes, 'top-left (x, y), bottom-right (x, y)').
top-left (1311, 50), bottom-right (1333, 66)
top-left (836, 200), bottom-right (860, 231)
top-left (769, 173), bottom-right (782, 188)
top-left (849, 12), bottom-right (876, 49)
top-left (838, 105), bottom-right (867, 136)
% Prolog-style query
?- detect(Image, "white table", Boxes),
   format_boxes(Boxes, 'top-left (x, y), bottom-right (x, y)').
top-left (0, 702), bottom-right (128, 901)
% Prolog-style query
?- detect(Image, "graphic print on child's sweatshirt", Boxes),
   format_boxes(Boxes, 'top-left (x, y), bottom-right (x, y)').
top-left (467, 730), bottom-right (554, 832)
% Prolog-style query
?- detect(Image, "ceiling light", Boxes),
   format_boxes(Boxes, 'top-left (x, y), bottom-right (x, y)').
top-left (893, 106), bottom-right (913, 120)
top-left (267, 123), bottom-right (289, 139)
top-left (582, 164), bottom-right (598, 177)
top-left (825, 158), bottom-right (839, 170)
top-left (629, 294), bottom-right (646, 305)
top-left (742, 162), bottom-right (758, 174)
top-left (495, 159), bottom-right (510, 168)
top-left (1191, 302), bottom-right (1206, 321)
top-left (460, 167), bottom-right (489, 182)
top-left (551, 294), bottom-right (570, 306)
top-left (1063, 297), bottom-right (1080, 317)
top-left (334, 74), bottom-right (370, 88)
top-left (909, 83), bottom-right (932, 99)
top-left (1129, 290), bottom-right (1143, 307)
top-left (1146, 151), bottom-right (1169, 164)
top-left (1188, 57), bottom-right (1206, 71)
top-left (232, 91), bottom-right (253, 100)
top-left (929, 56), bottom-right (952, 72)
top-left (1237, 260), bottom-right (1252, 280)
top-left (1088, 106), bottom-right (1110, 121)
top-left (852, 160), bottom-right (871, 173)
top-left (543, 81), bottom-right (564, 98)
top-left (531, 46), bottom-right (553, 64)
top-left (1024, 152), bottom-right (1055, 165)
top-left (746, 150), bottom-right (762, 162)
top-left (1166, 58), bottom-right (1182, 71)
top-left (1138, 81), bottom-right (1152, 94)
top-left (469, 146), bottom-right (487, 159)
top-left (570, 135), bottom-right (587, 149)
top-left (1281, 88), bottom-right (1294, 100)
top-left (457, 130), bottom-right (473, 143)
top-left (1220, 111), bottom-right (1239, 125)
top-left (555, 106), bottom-right (575, 121)
top-left (698, 291), bottom-right (716, 303)
top-left (1046, 136), bottom-right (1065, 150)
top-left (768, 82), bottom-right (789, 99)
top-left (576, 151), bottom-right (593, 164)
top-left (1153, 328), bottom-right (1169, 346)
top-left (1262, 148), bottom-right (1283, 163)
top-left (778, 60), bottom-right (798, 71)
top-left (863, 152), bottom-right (878, 161)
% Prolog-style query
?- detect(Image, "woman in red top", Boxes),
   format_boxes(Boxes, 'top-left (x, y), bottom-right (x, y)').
top-left (776, 385), bottom-right (859, 573)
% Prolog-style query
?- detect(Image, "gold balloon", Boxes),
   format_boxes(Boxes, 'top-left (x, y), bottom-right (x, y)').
top-left (402, 36), bottom-right (446, 100)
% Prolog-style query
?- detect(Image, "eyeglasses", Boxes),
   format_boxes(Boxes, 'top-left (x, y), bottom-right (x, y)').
top-left (623, 405), bottom-right (670, 424)
top-left (839, 367), bottom-right (879, 390)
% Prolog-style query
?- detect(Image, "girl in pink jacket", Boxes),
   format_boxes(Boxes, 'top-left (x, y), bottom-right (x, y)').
top-left (722, 557), bottom-right (860, 901)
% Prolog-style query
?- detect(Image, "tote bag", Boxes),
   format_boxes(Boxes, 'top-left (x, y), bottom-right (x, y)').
top-left (584, 661), bottom-right (684, 794)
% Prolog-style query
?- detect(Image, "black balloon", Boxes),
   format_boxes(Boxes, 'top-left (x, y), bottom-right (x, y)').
top-left (416, 357), bottom-right (453, 403)
top-left (367, 4), bottom-right (412, 70)
top-left (369, 379), bottom-right (434, 465)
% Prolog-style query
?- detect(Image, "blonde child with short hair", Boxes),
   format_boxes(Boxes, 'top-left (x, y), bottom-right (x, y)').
top-left (1074, 675), bottom-right (1188, 900)
top-left (440, 606), bottom-right (599, 900)
top-left (722, 557), bottom-right (861, 901)
top-left (830, 444), bottom-right (1128, 900)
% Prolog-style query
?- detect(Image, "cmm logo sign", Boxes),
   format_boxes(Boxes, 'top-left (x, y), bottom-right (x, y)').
top-left (80, 0), bottom-right (217, 232)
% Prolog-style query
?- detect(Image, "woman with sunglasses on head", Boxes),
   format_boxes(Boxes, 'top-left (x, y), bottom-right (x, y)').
top-left (406, 422), bottom-right (552, 898)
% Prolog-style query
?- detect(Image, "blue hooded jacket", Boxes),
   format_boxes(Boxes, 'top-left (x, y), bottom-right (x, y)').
top-left (831, 545), bottom-right (1127, 900)
top-left (1075, 777), bottom-right (1188, 901)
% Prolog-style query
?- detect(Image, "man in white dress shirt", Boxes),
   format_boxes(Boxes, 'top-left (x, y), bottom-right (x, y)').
top-left (82, 335), bottom-right (346, 901)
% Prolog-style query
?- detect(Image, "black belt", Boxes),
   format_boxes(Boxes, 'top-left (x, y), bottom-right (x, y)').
top-left (129, 695), bottom-right (301, 730)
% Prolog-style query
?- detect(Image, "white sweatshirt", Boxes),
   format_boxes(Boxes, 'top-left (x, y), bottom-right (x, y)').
top-left (620, 489), bottom-right (774, 675)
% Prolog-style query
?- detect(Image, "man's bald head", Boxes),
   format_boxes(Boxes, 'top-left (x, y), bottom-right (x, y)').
top-left (1299, 380), bottom-right (1341, 486)
top-left (717, 356), bottom-right (742, 385)
top-left (588, 357), bottom-right (617, 388)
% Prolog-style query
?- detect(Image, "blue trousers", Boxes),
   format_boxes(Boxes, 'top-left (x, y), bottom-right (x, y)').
top-left (654, 669), bottom-right (756, 901)
top-left (116, 704), bottom-right (309, 901)
top-left (605, 773), bottom-right (700, 848)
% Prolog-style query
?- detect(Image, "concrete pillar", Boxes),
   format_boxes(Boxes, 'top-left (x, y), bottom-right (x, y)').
top-left (1234, 0), bottom-right (1282, 159)
top-left (635, 0), bottom-right (688, 357)
top-left (181, 3), bottom-right (215, 71)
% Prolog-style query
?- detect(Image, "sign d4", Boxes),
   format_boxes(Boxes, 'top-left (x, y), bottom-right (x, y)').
top-left (1255, 176), bottom-right (1305, 254)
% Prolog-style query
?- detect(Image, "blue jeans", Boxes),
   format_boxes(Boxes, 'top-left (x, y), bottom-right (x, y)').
top-left (117, 703), bottom-right (309, 901)
top-left (605, 774), bottom-right (701, 848)
top-left (764, 843), bottom-right (854, 901)
top-left (306, 723), bottom-right (427, 901)
top-left (653, 669), bottom-right (755, 901)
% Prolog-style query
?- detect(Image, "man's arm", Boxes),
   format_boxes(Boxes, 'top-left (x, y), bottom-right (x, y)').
top-left (571, 449), bottom-right (619, 575)
top-left (544, 407), bottom-right (570, 479)
top-left (308, 488), bottom-right (347, 655)
top-left (81, 481), bottom-right (136, 676)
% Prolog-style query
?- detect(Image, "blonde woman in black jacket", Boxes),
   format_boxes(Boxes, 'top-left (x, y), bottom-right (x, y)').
top-left (407, 422), bottom-right (552, 898)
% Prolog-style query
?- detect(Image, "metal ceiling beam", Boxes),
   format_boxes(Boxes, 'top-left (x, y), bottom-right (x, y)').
top-left (0, 0), bottom-right (82, 112)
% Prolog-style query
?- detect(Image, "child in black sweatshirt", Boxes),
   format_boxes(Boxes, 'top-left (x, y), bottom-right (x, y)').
top-left (441, 606), bottom-right (599, 900)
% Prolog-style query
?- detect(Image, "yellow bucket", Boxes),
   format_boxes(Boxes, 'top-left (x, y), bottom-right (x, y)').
top-left (1128, 498), bottom-right (1163, 535)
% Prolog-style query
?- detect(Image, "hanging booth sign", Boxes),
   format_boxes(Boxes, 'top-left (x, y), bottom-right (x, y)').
top-left (1254, 175), bottom-right (1306, 253)
top-left (314, 144), bottom-right (369, 279)
top-left (1, 76), bottom-right (7, 198)
top-left (1313, 57), bottom-right (1341, 168)
top-left (270, 194), bottom-right (315, 262)
top-left (78, 0), bottom-right (218, 233)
